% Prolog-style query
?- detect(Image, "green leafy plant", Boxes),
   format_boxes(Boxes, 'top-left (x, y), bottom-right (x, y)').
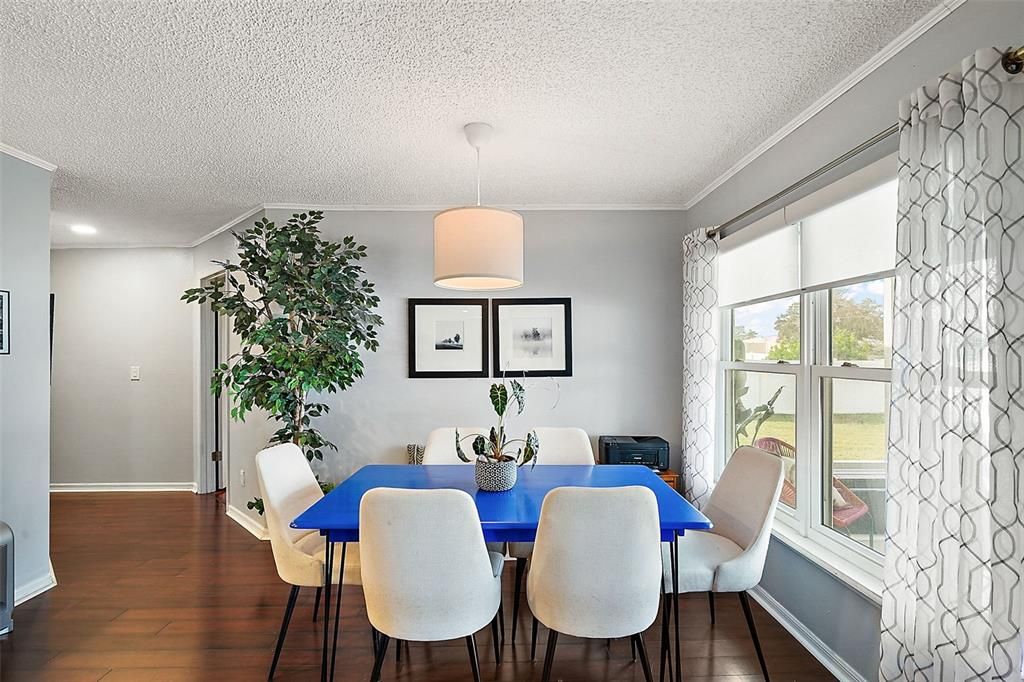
top-left (182, 211), bottom-right (382, 513)
top-left (456, 379), bottom-right (539, 466)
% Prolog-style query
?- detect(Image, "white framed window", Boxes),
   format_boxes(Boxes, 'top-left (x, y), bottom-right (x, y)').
top-left (715, 156), bottom-right (897, 601)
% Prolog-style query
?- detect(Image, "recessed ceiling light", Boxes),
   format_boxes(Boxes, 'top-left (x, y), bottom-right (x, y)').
top-left (70, 224), bottom-right (97, 235)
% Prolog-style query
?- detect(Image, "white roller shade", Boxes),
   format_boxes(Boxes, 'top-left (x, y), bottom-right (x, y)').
top-left (717, 154), bottom-right (897, 307)
top-left (718, 209), bottom-right (799, 306)
top-left (799, 177), bottom-right (897, 291)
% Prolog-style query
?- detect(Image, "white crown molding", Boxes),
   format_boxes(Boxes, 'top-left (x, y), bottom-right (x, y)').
top-left (0, 143), bottom-right (58, 172)
top-left (187, 204), bottom-right (265, 248)
top-left (749, 585), bottom-right (868, 682)
top-left (184, 202), bottom-right (686, 250)
top-left (50, 242), bottom-right (193, 250)
top-left (682, 0), bottom-right (967, 210)
top-left (226, 504), bottom-right (269, 541)
top-left (50, 481), bottom-right (198, 493)
top-left (261, 202), bottom-right (687, 213)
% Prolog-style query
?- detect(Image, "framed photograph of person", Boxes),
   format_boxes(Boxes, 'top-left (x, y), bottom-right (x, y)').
top-left (492, 297), bottom-right (572, 377)
top-left (0, 290), bottom-right (9, 355)
top-left (408, 298), bottom-right (489, 378)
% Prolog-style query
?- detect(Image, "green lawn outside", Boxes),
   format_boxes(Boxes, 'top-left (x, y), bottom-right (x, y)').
top-left (742, 414), bottom-right (887, 462)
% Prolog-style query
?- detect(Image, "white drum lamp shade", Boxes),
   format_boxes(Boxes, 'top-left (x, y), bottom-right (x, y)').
top-left (434, 206), bottom-right (524, 290)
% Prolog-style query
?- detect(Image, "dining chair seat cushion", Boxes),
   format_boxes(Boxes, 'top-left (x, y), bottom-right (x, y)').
top-left (661, 531), bottom-right (743, 593)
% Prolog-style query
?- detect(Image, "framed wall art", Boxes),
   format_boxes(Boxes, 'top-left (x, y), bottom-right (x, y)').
top-left (0, 290), bottom-right (9, 355)
top-left (492, 297), bottom-right (572, 377)
top-left (408, 298), bottom-right (488, 378)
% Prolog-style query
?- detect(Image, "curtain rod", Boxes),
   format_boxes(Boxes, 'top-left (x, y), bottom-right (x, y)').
top-left (707, 45), bottom-right (1024, 240)
top-left (705, 123), bottom-right (897, 239)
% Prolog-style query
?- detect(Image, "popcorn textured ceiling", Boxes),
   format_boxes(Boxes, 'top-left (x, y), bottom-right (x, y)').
top-left (0, 0), bottom-right (940, 246)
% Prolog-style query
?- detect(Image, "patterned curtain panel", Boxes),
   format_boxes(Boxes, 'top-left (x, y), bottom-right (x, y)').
top-left (880, 48), bottom-right (1024, 681)
top-left (681, 229), bottom-right (718, 509)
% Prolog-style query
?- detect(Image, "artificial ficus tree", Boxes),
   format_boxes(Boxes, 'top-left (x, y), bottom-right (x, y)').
top-left (183, 211), bottom-right (382, 513)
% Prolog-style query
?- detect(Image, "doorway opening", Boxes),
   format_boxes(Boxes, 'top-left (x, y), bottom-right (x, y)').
top-left (198, 272), bottom-right (230, 498)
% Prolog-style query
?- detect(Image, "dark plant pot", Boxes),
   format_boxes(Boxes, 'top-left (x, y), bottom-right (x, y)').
top-left (475, 459), bottom-right (518, 492)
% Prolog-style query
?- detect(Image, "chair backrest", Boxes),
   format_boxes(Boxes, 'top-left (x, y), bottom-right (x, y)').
top-left (705, 446), bottom-right (785, 552)
top-left (255, 443), bottom-right (324, 584)
top-left (359, 488), bottom-right (500, 641)
top-left (527, 486), bottom-right (661, 638)
top-left (422, 427), bottom-right (489, 464)
top-left (532, 427), bottom-right (595, 464)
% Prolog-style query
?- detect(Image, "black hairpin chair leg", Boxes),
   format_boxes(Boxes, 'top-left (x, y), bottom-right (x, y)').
top-left (511, 558), bottom-right (526, 643)
top-left (369, 634), bottom-right (390, 682)
top-left (632, 632), bottom-right (654, 682)
top-left (540, 630), bottom-right (559, 682)
top-left (466, 634), bottom-right (483, 682)
top-left (268, 585), bottom-right (299, 681)
top-left (739, 592), bottom-right (769, 681)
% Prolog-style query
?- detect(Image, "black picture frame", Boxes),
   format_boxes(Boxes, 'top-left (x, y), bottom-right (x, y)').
top-left (0, 290), bottom-right (9, 355)
top-left (408, 298), bottom-right (489, 378)
top-left (492, 297), bottom-right (572, 377)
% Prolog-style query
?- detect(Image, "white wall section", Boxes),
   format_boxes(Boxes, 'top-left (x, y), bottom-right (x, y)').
top-left (49, 248), bottom-right (195, 485)
top-left (0, 150), bottom-right (55, 602)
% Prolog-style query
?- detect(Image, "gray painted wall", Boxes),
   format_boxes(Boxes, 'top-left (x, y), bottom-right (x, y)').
top-left (687, 0), bottom-right (1024, 231)
top-left (0, 152), bottom-right (53, 600)
top-left (196, 208), bottom-right (689, 527)
top-left (687, 4), bottom-right (1024, 680)
top-left (49, 248), bottom-right (195, 484)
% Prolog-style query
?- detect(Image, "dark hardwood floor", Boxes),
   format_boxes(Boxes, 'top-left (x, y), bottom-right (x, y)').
top-left (0, 492), bottom-right (834, 681)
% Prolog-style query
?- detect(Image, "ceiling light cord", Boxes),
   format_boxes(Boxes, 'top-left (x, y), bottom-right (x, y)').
top-left (476, 146), bottom-right (481, 207)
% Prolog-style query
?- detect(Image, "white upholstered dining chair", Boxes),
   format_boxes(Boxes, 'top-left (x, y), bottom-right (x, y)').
top-left (527, 486), bottom-right (662, 682)
top-left (422, 427), bottom-right (505, 563)
top-left (507, 427), bottom-right (595, 643)
top-left (255, 443), bottom-right (356, 680)
top-left (359, 488), bottom-right (504, 682)
top-left (421, 427), bottom-right (490, 464)
top-left (661, 445), bottom-right (784, 681)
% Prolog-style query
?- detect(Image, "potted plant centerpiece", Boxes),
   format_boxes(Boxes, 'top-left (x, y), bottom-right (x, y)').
top-left (456, 380), bottom-right (539, 492)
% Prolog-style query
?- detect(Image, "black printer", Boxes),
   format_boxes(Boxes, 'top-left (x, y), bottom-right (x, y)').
top-left (598, 436), bottom-right (670, 471)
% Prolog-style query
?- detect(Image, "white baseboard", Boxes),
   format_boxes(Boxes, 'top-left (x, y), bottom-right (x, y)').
top-left (226, 504), bottom-right (269, 541)
top-left (50, 482), bottom-right (198, 493)
top-left (749, 586), bottom-right (867, 682)
top-left (14, 561), bottom-right (57, 605)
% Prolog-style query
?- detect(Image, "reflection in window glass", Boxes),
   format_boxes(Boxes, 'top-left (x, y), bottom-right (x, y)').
top-left (728, 370), bottom-right (797, 508)
top-left (830, 278), bottom-right (893, 368)
top-left (823, 378), bottom-right (888, 553)
top-left (731, 295), bottom-right (801, 363)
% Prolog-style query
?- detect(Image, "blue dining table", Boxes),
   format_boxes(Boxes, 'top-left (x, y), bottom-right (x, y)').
top-left (292, 464), bottom-right (712, 682)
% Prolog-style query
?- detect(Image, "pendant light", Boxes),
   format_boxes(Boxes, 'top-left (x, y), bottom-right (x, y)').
top-left (434, 122), bottom-right (524, 290)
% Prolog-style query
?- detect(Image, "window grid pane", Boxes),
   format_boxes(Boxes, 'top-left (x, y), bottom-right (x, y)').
top-left (728, 370), bottom-right (797, 508)
top-left (731, 295), bottom-right (801, 363)
top-left (822, 377), bottom-right (888, 553)
top-left (829, 278), bottom-right (893, 368)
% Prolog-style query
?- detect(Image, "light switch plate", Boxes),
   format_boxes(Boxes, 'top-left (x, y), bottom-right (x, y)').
top-left (130, 366), bottom-right (141, 381)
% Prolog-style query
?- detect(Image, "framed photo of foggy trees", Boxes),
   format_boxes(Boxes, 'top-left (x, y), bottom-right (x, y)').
top-left (408, 298), bottom-right (489, 378)
top-left (492, 298), bottom-right (572, 377)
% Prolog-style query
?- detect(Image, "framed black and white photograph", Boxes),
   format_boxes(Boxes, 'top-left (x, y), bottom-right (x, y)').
top-left (492, 297), bottom-right (572, 377)
top-left (0, 290), bottom-right (9, 355)
top-left (408, 298), bottom-right (488, 378)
